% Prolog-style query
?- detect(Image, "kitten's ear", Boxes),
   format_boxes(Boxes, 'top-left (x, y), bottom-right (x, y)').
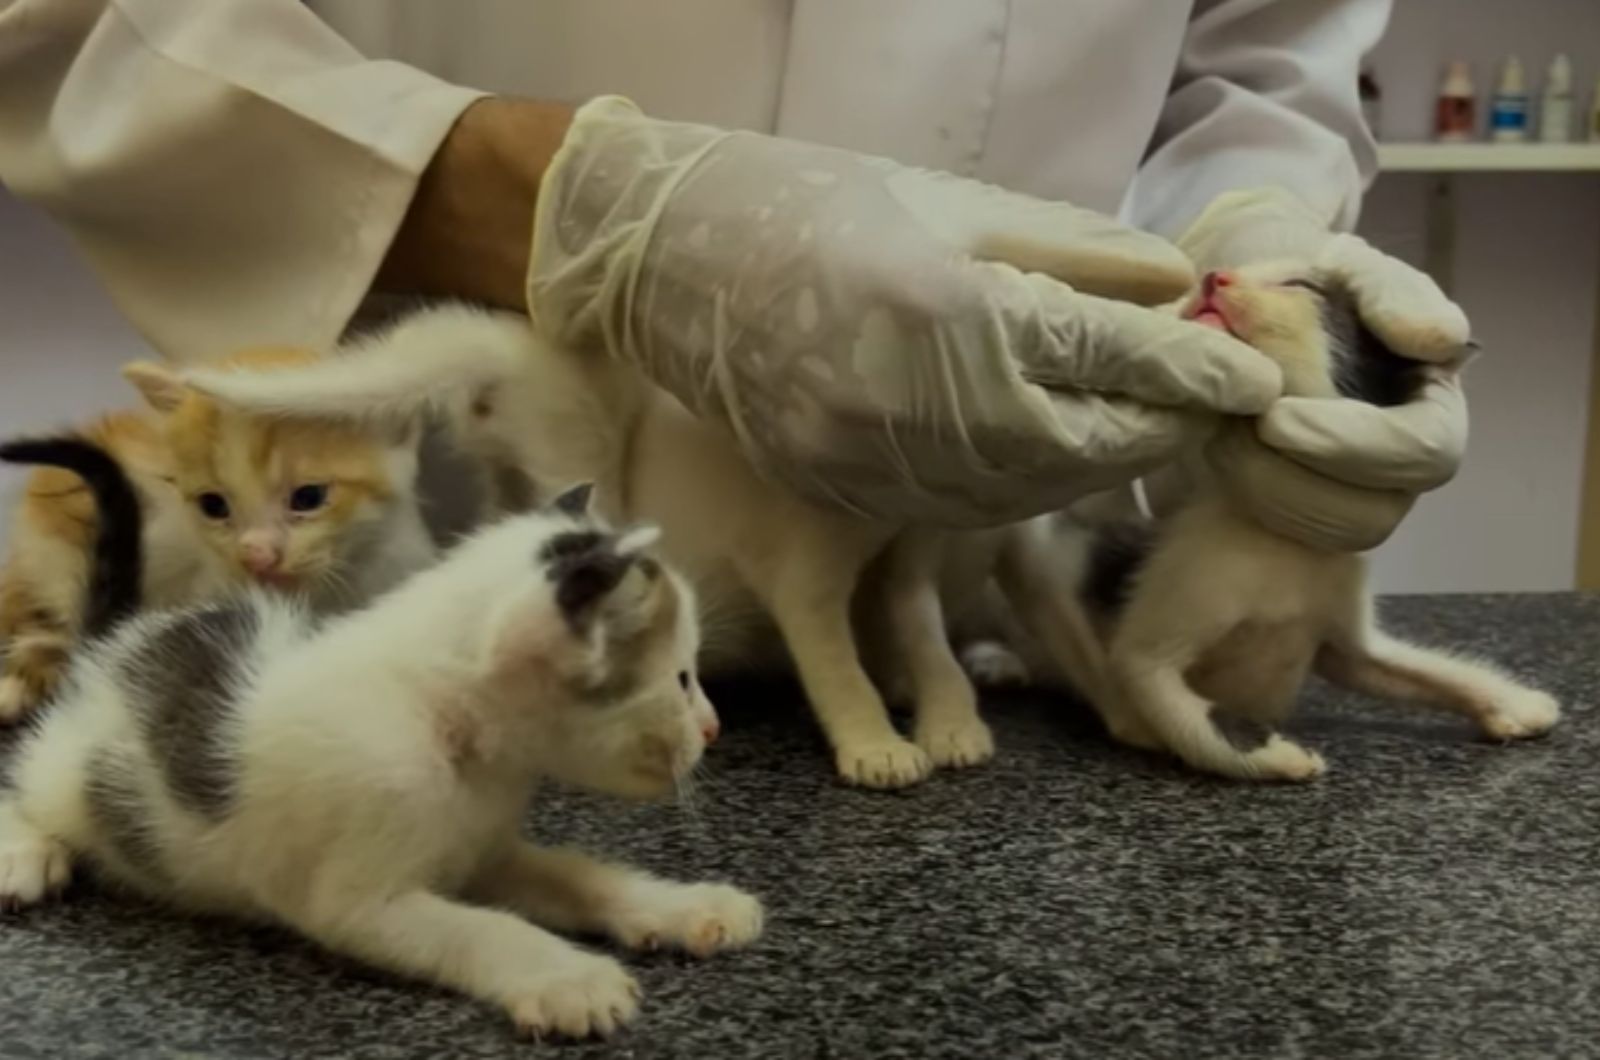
top-left (123, 361), bottom-right (189, 413)
top-left (549, 482), bottom-right (595, 517)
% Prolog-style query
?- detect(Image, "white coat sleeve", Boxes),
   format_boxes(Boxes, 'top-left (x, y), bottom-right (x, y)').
top-left (0, 0), bottom-right (482, 362)
top-left (1123, 0), bottom-right (1391, 239)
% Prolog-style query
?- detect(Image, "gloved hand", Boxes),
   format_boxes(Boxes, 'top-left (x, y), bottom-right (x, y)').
top-left (527, 97), bottom-right (1280, 527)
top-left (1177, 188), bottom-right (1472, 552)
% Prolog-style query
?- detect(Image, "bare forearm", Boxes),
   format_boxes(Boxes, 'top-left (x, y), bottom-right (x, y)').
top-left (376, 97), bottom-right (574, 310)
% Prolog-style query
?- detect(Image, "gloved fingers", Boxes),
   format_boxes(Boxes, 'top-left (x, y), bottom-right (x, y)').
top-left (1255, 371), bottom-right (1468, 492)
top-left (1208, 423), bottom-right (1416, 553)
top-left (1010, 271), bottom-right (1282, 416)
top-left (880, 166), bottom-right (1196, 305)
top-left (1317, 234), bottom-right (1471, 363)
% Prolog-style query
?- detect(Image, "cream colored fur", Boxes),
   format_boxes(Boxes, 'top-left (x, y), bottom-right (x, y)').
top-left (0, 507), bottom-right (761, 1039)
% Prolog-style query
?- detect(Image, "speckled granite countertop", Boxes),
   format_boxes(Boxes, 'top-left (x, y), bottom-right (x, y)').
top-left (2, 594), bottom-right (1597, 1060)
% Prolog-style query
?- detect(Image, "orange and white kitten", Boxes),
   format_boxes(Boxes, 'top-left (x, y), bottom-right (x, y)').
top-left (0, 348), bottom-right (434, 723)
top-left (0, 409), bottom-right (220, 721)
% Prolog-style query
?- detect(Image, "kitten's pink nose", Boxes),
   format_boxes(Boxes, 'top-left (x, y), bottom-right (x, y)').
top-left (241, 541), bottom-right (283, 576)
top-left (700, 718), bottom-right (721, 746)
top-left (1201, 270), bottom-right (1234, 298)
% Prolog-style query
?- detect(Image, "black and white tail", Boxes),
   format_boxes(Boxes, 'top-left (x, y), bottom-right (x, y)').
top-left (0, 437), bottom-right (143, 637)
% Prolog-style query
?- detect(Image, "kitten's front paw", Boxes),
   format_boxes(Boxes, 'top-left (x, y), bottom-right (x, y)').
top-left (959, 641), bottom-right (1031, 687)
top-left (612, 882), bottom-right (765, 958)
top-left (915, 717), bottom-right (995, 769)
top-left (0, 833), bottom-right (71, 910)
top-left (1479, 690), bottom-right (1561, 741)
top-left (835, 737), bottom-right (932, 789)
top-left (507, 953), bottom-right (639, 1040)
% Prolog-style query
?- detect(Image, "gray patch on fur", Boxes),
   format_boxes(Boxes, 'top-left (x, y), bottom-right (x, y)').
top-left (85, 750), bottom-right (166, 880)
top-left (120, 603), bottom-right (257, 818)
top-left (1209, 708), bottom-right (1273, 752)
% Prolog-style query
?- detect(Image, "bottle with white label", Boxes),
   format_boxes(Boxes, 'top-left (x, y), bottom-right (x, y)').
top-left (1541, 54), bottom-right (1574, 143)
top-left (1490, 55), bottom-right (1529, 142)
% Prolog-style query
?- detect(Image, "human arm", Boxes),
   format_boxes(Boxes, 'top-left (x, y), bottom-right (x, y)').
top-left (0, 0), bottom-right (482, 362)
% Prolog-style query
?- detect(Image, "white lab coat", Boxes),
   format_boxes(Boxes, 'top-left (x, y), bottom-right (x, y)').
top-left (0, 0), bottom-right (1388, 363)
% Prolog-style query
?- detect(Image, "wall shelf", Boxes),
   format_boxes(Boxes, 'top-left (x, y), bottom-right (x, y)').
top-left (1378, 142), bottom-right (1600, 172)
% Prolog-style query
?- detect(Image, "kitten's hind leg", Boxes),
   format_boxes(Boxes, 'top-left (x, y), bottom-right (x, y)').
top-left (468, 841), bottom-right (763, 958)
top-left (0, 802), bottom-right (73, 909)
top-left (879, 532), bottom-right (993, 768)
top-left (284, 889), bottom-right (638, 1039)
top-left (1112, 657), bottom-right (1326, 782)
top-left (1318, 592), bottom-right (1560, 741)
top-left (751, 527), bottom-right (932, 789)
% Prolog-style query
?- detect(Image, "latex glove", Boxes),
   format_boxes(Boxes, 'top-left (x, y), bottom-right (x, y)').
top-left (528, 97), bottom-right (1279, 527)
top-left (1178, 188), bottom-right (1471, 551)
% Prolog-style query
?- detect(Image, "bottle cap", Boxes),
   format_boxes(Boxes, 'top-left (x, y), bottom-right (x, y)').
top-left (1499, 55), bottom-right (1525, 94)
top-left (1548, 53), bottom-right (1573, 93)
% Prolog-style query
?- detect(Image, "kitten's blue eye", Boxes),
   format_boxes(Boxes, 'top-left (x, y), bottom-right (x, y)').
top-left (289, 484), bottom-right (329, 513)
top-left (197, 492), bottom-right (230, 520)
top-left (1282, 278), bottom-right (1328, 296)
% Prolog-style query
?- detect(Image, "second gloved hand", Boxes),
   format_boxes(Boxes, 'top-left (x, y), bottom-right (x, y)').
top-left (528, 97), bottom-right (1279, 527)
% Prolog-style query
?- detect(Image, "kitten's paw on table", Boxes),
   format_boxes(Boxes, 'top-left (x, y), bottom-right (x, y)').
top-left (612, 882), bottom-right (764, 957)
top-left (835, 738), bottom-right (933, 789)
top-left (0, 832), bottom-right (71, 909)
top-left (916, 717), bottom-right (995, 769)
top-left (507, 953), bottom-right (640, 1040)
top-left (1479, 690), bottom-right (1561, 742)
top-left (1243, 736), bottom-right (1326, 783)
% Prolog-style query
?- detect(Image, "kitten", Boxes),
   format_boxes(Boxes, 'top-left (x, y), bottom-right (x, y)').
top-left (180, 307), bottom-right (967, 790)
top-left (0, 347), bottom-right (436, 722)
top-left (0, 449), bottom-right (761, 1039)
top-left (121, 348), bottom-right (436, 612)
top-left (946, 263), bottom-right (1560, 780)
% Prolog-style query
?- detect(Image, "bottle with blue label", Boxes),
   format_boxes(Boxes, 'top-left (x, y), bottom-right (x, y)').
top-left (1491, 55), bottom-right (1529, 142)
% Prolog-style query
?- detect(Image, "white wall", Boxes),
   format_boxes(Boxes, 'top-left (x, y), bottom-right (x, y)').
top-left (2, 0), bottom-right (1597, 593)
top-left (1360, 0), bottom-right (1600, 592)
top-left (0, 190), bottom-right (156, 518)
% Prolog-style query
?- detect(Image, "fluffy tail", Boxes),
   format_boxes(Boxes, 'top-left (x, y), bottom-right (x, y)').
top-left (180, 304), bottom-right (534, 424)
top-left (0, 436), bottom-right (142, 638)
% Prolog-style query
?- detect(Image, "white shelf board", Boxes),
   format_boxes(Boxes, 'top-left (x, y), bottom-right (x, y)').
top-left (1378, 142), bottom-right (1600, 172)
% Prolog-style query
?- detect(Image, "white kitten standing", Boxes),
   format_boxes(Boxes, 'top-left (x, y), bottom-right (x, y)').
top-left (181, 306), bottom-right (966, 790)
top-left (0, 455), bottom-right (762, 1040)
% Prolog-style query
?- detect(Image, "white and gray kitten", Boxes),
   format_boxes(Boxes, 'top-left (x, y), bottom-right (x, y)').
top-left (942, 261), bottom-right (1560, 780)
top-left (0, 452), bottom-right (762, 1040)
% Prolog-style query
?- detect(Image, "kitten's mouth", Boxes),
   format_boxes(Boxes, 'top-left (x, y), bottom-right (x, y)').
top-left (1184, 297), bottom-right (1240, 338)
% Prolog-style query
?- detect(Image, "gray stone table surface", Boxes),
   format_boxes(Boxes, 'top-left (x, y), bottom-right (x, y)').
top-left (1, 594), bottom-right (1596, 1059)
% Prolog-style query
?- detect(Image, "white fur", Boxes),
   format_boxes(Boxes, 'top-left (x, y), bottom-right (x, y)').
top-left (0, 510), bottom-right (761, 1039)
